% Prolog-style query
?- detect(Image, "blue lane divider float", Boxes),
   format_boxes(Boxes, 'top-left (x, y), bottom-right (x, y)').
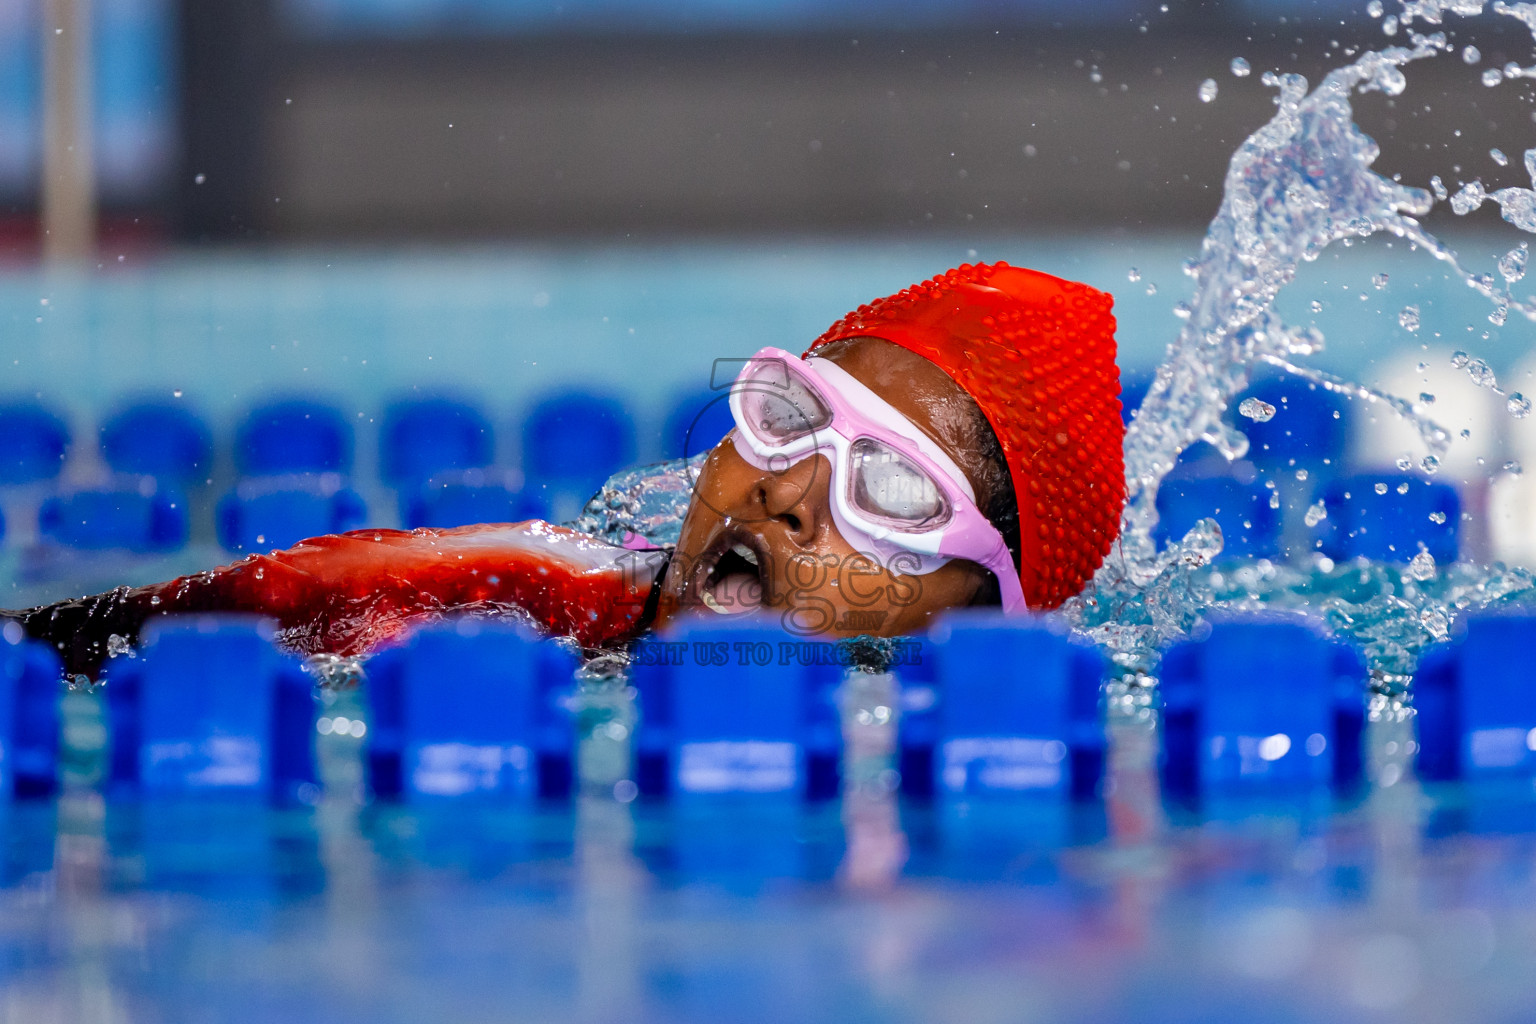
top-left (630, 619), bottom-right (844, 800)
top-left (917, 612), bottom-right (1105, 800)
top-left (39, 479), bottom-right (189, 552)
top-left (1160, 613), bottom-right (1366, 802)
top-left (103, 616), bottom-right (318, 801)
top-left (0, 623), bottom-right (62, 798)
top-left (1311, 471), bottom-right (1460, 564)
top-left (216, 474), bottom-right (369, 553)
top-left (364, 619), bottom-right (577, 801)
top-left (1416, 612), bottom-right (1536, 782)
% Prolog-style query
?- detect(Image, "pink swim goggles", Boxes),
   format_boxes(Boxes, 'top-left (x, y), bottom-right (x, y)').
top-left (727, 346), bottom-right (1027, 613)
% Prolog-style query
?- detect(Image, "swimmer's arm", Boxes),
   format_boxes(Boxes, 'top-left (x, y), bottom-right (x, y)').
top-left (15, 521), bottom-right (666, 678)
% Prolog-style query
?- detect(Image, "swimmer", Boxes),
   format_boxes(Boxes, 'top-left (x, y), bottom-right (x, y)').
top-left (12, 262), bottom-right (1125, 677)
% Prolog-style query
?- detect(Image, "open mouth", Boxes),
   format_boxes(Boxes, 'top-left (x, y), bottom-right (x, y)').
top-left (698, 535), bottom-right (768, 615)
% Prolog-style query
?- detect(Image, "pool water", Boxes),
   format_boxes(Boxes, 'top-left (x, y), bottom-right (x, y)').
top-left (1, 690), bottom-right (1532, 1024)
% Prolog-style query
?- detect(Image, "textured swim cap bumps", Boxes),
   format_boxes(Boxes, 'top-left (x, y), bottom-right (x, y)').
top-left (805, 262), bottom-right (1125, 609)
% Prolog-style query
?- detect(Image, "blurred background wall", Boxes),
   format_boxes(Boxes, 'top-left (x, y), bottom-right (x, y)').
top-left (0, 0), bottom-right (1533, 578)
top-left (2, 0), bottom-right (1532, 243)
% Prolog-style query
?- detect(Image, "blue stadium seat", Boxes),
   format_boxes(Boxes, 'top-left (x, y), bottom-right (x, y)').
top-left (235, 398), bottom-right (353, 477)
top-left (364, 619), bottom-right (577, 801)
top-left (100, 400), bottom-right (213, 485)
top-left (1160, 614), bottom-right (1366, 802)
top-left (1236, 375), bottom-right (1350, 473)
top-left (38, 480), bottom-right (188, 552)
top-left (920, 612), bottom-right (1104, 799)
top-left (631, 619), bottom-right (843, 800)
top-left (522, 390), bottom-right (637, 496)
top-left (1310, 472), bottom-right (1460, 564)
top-left (401, 468), bottom-right (549, 529)
top-left (0, 627), bottom-right (63, 799)
top-left (662, 387), bottom-right (735, 461)
top-left (1155, 472), bottom-right (1283, 559)
top-left (102, 616), bottom-right (317, 801)
top-left (217, 475), bottom-right (368, 553)
top-left (1119, 371), bottom-right (1154, 427)
top-left (380, 397), bottom-right (494, 486)
top-left (0, 401), bottom-right (70, 485)
top-left (1416, 612), bottom-right (1536, 783)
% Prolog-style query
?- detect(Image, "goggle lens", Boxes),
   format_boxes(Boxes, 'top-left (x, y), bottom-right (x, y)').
top-left (734, 360), bottom-right (832, 444)
top-left (847, 437), bottom-right (952, 531)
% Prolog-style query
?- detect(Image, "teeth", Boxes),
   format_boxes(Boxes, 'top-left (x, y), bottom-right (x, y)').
top-left (701, 589), bottom-right (732, 615)
top-left (732, 543), bottom-right (759, 567)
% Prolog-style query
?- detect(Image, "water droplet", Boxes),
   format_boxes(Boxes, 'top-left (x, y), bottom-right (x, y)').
top-left (1463, 44), bottom-right (1482, 64)
top-left (1418, 392), bottom-right (1435, 405)
top-left (1504, 460), bottom-right (1524, 476)
top-left (1499, 242), bottom-right (1528, 283)
top-left (1371, 272), bottom-right (1389, 289)
top-left (1408, 550), bottom-right (1437, 581)
top-left (1399, 305), bottom-right (1420, 332)
top-left (1230, 57), bottom-right (1251, 77)
top-left (1430, 511), bottom-right (1447, 524)
top-left (1269, 490), bottom-right (1281, 509)
top-left (1295, 469), bottom-right (1309, 482)
top-left (172, 389), bottom-right (183, 399)
top-left (1172, 302), bottom-right (1192, 319)
top-left (193, 173), bottom-right (206, 185)
top-left (1366, 0), bottom-right (1383, 15)
top-left (1421, 607), bottom-right (1450, 640)
top-left (1451, 179), bottom-right (1487, 215)
top-left (1198, 78), bottom-right (1218, 103)
top-left (1304, 500), bottom-right (1328, 527)
top-left (1374, 482), bottom-right (1389, 495)
top-left (1397, 481), bottom-right (1410, 494)
top-left (1145, 282), bottom-right (1158, 295)
top-left (1508, 392), bottom-right (1532, 418)
top-left (1421, 454), bottom-right (1441, 475)
top-left (1431, 175), bottom-right (1448, 200)
top-left (1492, 147), bottom-right (1510, 166)
top-left (1465, 357), bottom-right (1497, 389)
top-left (1396, 455), bottom-right (1413, 470)
top-left (1238, 397), bottom-right (1276, 422)
top-left (1310, 299), bottom-right (1324, 313)
top-left (1450, 350), bottom-right (1470, 369)
top-left (1128, 267), bottom-right (1141, 282)
top-left (1484, 67), bottom-right (1503, 87)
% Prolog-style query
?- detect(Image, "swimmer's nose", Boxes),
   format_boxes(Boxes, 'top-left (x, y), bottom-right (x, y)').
top-left (754, 455), bottom-right (825, 547)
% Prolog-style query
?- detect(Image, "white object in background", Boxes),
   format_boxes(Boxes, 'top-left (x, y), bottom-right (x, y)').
top-left (1489, 355), bottom-right (1536, 569)
top-left (1352, 348), bottom-right (1503, 482)
top-left (1355, 349), bottom-right (1506, 563)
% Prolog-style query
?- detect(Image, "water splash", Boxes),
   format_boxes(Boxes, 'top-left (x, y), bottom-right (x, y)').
top-left (1069, 0), bottom-right (1536, 688)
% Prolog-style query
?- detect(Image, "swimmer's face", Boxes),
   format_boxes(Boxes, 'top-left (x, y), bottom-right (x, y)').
top-left (654, 337), bottom-right (1001, 638)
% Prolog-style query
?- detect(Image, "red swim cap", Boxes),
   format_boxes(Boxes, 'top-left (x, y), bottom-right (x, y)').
top-left (805, 262), bottom-right (1125, 609)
